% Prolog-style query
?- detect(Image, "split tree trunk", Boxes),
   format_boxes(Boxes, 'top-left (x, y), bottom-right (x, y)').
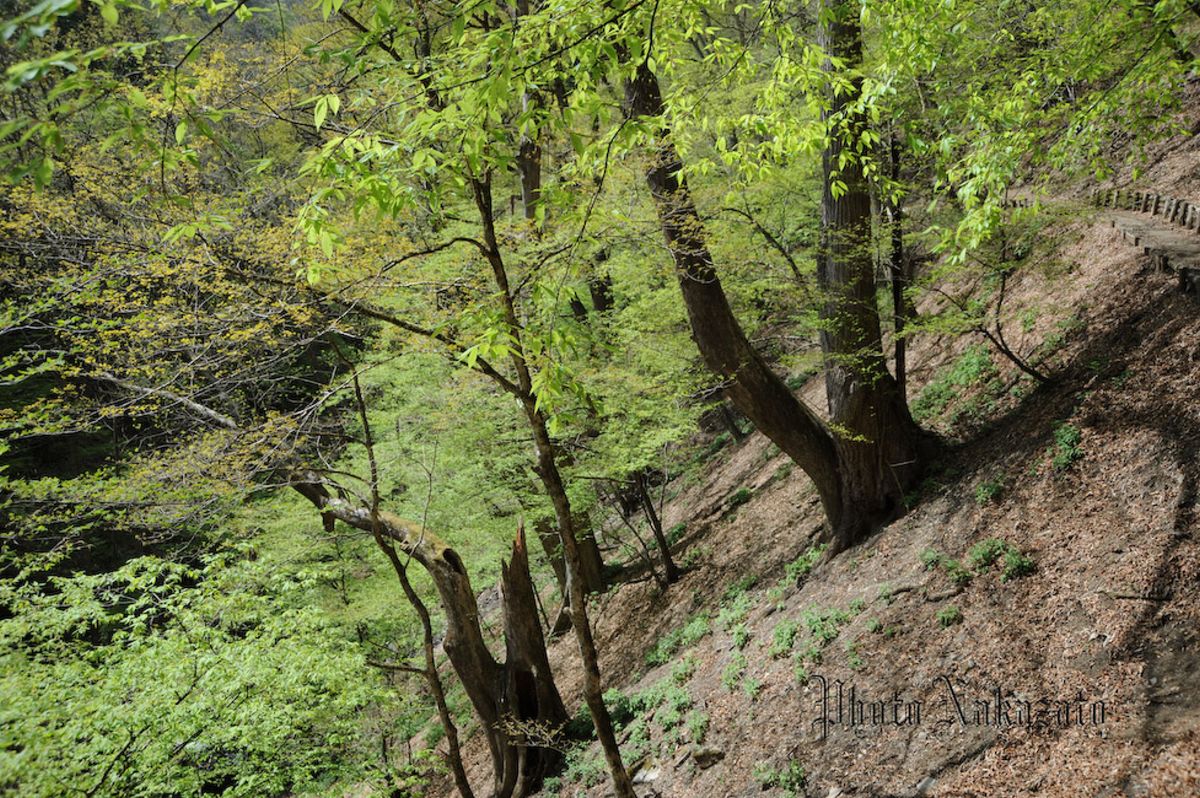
top-left (623, 5), bottom-right (925, 553)
top-left (293, 484), bottom-right (569, 798)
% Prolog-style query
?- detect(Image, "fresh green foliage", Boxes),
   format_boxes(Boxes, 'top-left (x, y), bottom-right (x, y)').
top-left (785, 543), bottom-right (827, 582)
top-left (937, 606), bottom-right (964, 628)
top-left (686, 710), bottom-right (710, 744)
top-left (975, 476), bottom-right (1005, 505)
top-left (753, 759), bottom-right (807, 797)
top-left (717, 592), bottom-right (753, 632)
top-left (1050, 422), bottom-right (1084, 471)
top-left (721, 652), bottom-right (749, 693)
top-left (943, 559), bottom-right (974, 587)
top-left (731, 622), bottom-right (752, 650)
top-left (727, 486), bottom-right (754, 510)
top-left (770, 619), bottom-right (801, 658)
top-left (967, 538), bottom-right (1010, 570)
top-left (845, 640), bottom-right (865, 670)
top-left (1002, 548), bottom-right (1037, 582)
top-left (920, 548), bottom-right (944, 570)
top-left (645, 613), bottom-right (712, 668)
top-left (911, 346), bottom-right (997, 422)
top-left (967, 538), bottom-right (1036, 582)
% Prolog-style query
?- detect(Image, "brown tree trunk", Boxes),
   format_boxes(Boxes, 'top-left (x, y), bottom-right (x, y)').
top-left (815, 0), bottom-right (924, 551)
top-left (498, 526), bottom-right (569, 797)
top-left (887, 136), bottom-right (909, 398)
top-left (623, 62), bottom-right (843, 527)
top-left (635, 470), bottom-right (680, 583)
top-left (293, 483), bottom-right (570, 798)
top-left (624, 12), bottom-right (927, 553)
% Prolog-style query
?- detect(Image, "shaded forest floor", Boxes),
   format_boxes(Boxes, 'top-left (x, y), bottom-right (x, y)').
top-left (427, 131), bottom-right (1200, 798)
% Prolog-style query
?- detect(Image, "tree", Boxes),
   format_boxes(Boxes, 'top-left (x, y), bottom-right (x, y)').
top-left (620, 4), bottom-right (924, 553)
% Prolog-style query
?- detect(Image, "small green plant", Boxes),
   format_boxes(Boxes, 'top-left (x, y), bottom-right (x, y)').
top-left (845, 640), bottom-right (865, 669)
top-left (974, 476), bottom-right (1005, 505)
top-left (723, 573), bottom-right (758, 601)
top-left (717, 592), bottom-right (752, 632)
top-left (562, 745), bottom-right (606, 788)
top-left (796, 640), bottom-right (823, 666)
top-left (802, 605), bottom-right (853, 646)
top-left (686, 709), bottom-right (710, 743)
top-left (848, 597), bottom-right (866, 614)
top-left (742, 675), bottom-right (763, 700)
top-left (680, 544), bottom-right (712, 570)
top-left (865, 617), bottom-right (882, 633)
top-left (1001, 548), bottom-right (1036, 581)
top-left (753, 760), bottom-right (807, 797)
top-left (770, 619), bottom-right (800, 658)
top-left (731, 622), bottom-right (751, 650)
top-left (666, 522), bottom-right (687, 546)
top-left (766, 581), bottom-right (789, 609)
top-left (785, 543), bottom-right (827, 582)
top-left (967, 537), bottom-right (1035, 581)
top-left (727, 487), bottom-right (753, 510)
top-left (919, 548), bottom-right (943, 570)
top-left (671, 653), bottom-right (699, 685)
top-left (943, 559), bottom-right (973, 587)
top-left (967, 537), bottom-right (1008, 569)
top-left (644, 612), bottom-right (711, 667)
top-left (937, 605), bottom-right (963, 627)
top-left (1050, 422), bottom-right (1083, 471)
top-left (721, 652), bottom-right (748, 692)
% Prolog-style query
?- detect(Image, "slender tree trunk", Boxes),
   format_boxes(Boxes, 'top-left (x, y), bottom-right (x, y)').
top-left (469, 174), bottom-right (635, 798)
top-left (887, 136), bottom-right (909, 398)
top-left (636, 470), bottom-right (679, 583)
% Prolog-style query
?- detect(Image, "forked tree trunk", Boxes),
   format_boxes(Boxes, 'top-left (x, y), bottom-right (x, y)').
top-left (293, 483), bottom-right (569, 798)
top-left (623, 15), bottom-right (926, 552)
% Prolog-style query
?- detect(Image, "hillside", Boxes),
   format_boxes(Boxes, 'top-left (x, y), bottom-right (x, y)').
top-left (4, 4), bottom-right (1200, 798)
top-left (429, 132), bottom-right (1200, 798)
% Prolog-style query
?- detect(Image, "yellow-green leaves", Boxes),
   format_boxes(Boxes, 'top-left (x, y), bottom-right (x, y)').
top-left (313, 93), bottom-right (340, 131)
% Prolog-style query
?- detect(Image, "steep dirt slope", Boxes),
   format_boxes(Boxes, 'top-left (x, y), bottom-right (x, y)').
top-left (429, 124), bottom-right (1200, 798)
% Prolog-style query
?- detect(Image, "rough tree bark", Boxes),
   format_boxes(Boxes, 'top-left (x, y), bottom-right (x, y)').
top-left (294, 486), bottom-right (570, 798)
top-left (623, 0), bottom-right (926, 553)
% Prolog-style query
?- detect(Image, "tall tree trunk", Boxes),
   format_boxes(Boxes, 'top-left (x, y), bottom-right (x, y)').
top-left (815, 0), bottom-right (924, 550)
top-left (624, 23), bottom-right (926, 552)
